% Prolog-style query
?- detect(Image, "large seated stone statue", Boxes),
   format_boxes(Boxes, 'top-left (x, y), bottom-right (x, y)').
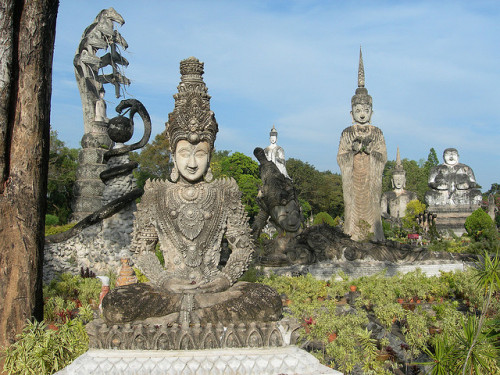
top-left (425, 148), bottom-right (482, 235)
top-left (337, 49), bottom-right (387, 241)
top-left (101, 57), bottom-right (281, 328)
top-left (425, 148), bottom-right (481, 207)
top-left (381, 148), bottom-right (417, 220)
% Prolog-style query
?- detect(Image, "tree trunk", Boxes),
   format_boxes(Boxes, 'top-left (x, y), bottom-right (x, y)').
top-left (0, 0), bottom-right (59, 362)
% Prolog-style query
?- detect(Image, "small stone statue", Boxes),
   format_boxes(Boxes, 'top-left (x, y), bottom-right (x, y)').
top-left (115, 257), bottom-right (138, 287)
top-left (94, 87), bottom-right (108, 122)
top-left (101, 57), bottom-right (281, 327)
top-left (337, 48), bottom-right (387, 241)
top-left (425, 148), bottom-right (482, 207)
top-left (381, 148), bottom-right (417, 219)
top-left (264, 125), bottom-right (290, 179)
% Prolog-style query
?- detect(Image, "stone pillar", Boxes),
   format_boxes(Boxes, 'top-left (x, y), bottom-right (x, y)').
top-left (71, 121), bottom-right (112, 222)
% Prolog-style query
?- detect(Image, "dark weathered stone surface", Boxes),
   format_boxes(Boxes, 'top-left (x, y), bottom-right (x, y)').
top-left (102, 282), bottom-right (282, 325)
top-left (256, 224), bottom-right (472, 267)
top-left (252, 147), bottom-right (302, 238)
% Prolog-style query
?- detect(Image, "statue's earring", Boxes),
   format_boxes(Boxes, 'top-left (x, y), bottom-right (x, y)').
top-left (170, 161), bottom-right (179, 182)
top-left (204, 167), bottom-right (214, 182)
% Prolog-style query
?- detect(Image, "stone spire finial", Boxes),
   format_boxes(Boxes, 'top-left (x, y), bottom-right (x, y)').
top-left (358, 46), bottom-right (365, 88)
top-left (351, 47), bottom-right (372, 106)
top-left (393, 147), bottom-right (405, 175)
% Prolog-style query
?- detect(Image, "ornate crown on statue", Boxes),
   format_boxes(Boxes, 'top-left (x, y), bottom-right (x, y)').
top-left (166, 57), bottom-right (218, 151)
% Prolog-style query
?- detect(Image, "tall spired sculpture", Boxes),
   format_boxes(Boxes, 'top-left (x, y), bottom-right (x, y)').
top-left (337, 48), bottom-right (387, 241)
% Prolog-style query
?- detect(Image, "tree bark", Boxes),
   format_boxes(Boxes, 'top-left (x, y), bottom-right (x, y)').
top-left (0, 0), bottom-right (59, 360)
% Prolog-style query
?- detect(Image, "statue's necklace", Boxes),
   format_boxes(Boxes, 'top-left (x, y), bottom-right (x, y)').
top-left (171, 183), bottom-right (213, 267)
top-left (180, 185), bottom-right (200, 201)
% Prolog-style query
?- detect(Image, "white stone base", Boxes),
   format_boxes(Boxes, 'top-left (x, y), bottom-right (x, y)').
top-left (55, 346), bottom-right (340, 375)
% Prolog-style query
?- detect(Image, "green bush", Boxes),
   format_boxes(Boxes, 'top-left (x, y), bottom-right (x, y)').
top-left (465, 208), bottom-right (497, 242)
top-left (2, 319), bottom-right (88, 375)
top-left (402, 199), bottom-right (426, 232)
top-left (45, 214), bottom-right (59, 226)
top-left (313, 212), bottom-right (335, 226)
top-left (382, 218), bottom-right (395, 238)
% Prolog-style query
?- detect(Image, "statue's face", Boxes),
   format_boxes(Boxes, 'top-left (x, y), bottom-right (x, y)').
top-left (174, 140), bottom-right (210, 182)
top-left (270, 135), bottom-right (277, 144)
top-left (270, 200), bottom-right (302, 232)
top-left (443, 150), bottom-right (459, 166)
top-left (392, 174), bottom-right (406, 189)
top-left (351, 104), bottom-right (372, 124)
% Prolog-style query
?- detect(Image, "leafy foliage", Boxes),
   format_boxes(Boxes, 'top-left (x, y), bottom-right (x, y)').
top-left (402, 199), bottom-right (426, 232)
top-left (130, 131), bottom-right (172, 189)
top-left (211, 151), bottom-right (261, 219)
top-left (286, 158), bottom-right (343, 219)
top-left (312, 212), bottom-right (335, 226)
top-left (261, 267), bottom-right (499, 374)
top-left (47, 131), bottom-right (78, 224)
top-left (2, 320), bottom-right (88, 375)
top-left (465, 208), bottom-right (497, 242)
top-left (1, 273), bottom-right (103, 374)
top-left (45, 214), bottom-right (59, 226)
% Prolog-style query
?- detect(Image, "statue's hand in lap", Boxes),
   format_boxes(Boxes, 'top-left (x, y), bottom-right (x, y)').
top-left (162, 278), bottom-right (201, 294)
top-left (162, 276), bottom-right (230, 295)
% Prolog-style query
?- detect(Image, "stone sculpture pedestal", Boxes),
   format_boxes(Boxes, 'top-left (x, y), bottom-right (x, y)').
top-left (427, 204), bottom-right (478, 237)
top-left (57, 317), bottom-right (340, 374)
top-left (54, 346), bottom-right (340, 374)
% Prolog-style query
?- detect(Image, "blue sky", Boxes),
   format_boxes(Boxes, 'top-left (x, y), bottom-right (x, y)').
top-left (51, 0), bottom-right (499, 191)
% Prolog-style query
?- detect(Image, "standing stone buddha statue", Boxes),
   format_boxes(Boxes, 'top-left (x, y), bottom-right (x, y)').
top-left (102, 57), bottom-right (281, 327)
top-left (337, 48), bottom-right (387, 241)
top-left (381, 148), bottom-right (417, 220)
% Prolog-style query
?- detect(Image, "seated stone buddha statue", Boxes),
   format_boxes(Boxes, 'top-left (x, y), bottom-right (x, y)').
top-left (102, 57), bottom-right (282, 327)
top-left (425, 148), bottom-right (482, 207)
